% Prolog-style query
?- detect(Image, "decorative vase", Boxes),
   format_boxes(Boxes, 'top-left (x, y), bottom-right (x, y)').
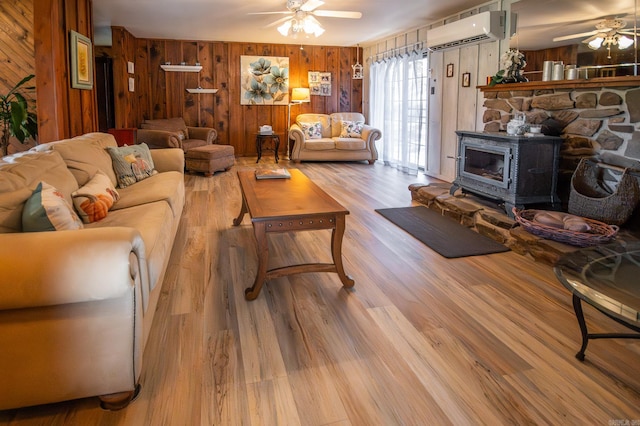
top-left (502, 66), bottom-right (528, 83)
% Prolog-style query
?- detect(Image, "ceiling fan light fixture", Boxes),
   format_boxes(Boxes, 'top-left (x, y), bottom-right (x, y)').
top-left (618, 35), bottom-right (634, 49)
top-left (587, 36), bottom-right (604, 50)
top-left (277, 20), bottom-right (292, 36)
top-left (302, 16), bottom-right (324, 36)
top-left (262, 0), bottom-right (359, 39)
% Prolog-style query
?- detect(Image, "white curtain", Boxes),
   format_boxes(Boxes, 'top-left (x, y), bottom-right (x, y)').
top-left (369, 50), bottom-right (428, 175)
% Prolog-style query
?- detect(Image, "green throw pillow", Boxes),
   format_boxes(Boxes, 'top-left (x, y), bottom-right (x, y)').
top-left (107, 143), bottom-right (157, 188)
top-left (22, 182), bottom-right (84, 232)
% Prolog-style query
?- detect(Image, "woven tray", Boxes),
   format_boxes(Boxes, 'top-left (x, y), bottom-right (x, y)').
top-left (513, 208), bottom-right (619, 247)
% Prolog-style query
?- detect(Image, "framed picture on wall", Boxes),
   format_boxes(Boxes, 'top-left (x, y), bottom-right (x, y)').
top-left (446, 63), bottom-right (454, 78)
top-left (240, 55), bottom-right (290, 105)
top-left (308, 71), bottom-right (320, 84)
top-left (70, 30), bottom-right (93, 90)
top-left (462, 72), bottom-right (471, 87)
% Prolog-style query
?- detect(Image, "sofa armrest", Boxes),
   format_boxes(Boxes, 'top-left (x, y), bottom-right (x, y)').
top-left (0, 227), bottom-right (148, 311)
top-left (289, 123), bottom-right (305, 160)
top-left (149, 148), bottom-right (185, 173)
top-left (361, 125), bottom-right (382, 160)
top-left (187, 126), bottom-right (217, 144)
top-left (137, 129), bottom-right (182, 149)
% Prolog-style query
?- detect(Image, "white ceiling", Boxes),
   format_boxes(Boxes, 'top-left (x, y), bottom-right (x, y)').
top-left (92, 0), bottom-right (638, 50)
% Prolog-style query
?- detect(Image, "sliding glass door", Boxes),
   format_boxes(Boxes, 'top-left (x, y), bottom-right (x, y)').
top-left (369, 51), bottom-right (428, 175)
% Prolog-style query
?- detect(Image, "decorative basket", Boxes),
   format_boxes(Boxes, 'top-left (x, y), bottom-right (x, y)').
top-left (568, 158), bottom-right (640, 225)
top-left (513, 208), bottom-right (619, 247)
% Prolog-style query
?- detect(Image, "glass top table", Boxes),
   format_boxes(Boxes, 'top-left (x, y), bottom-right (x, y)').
top-left (554, 241), bottom-right (640, 361)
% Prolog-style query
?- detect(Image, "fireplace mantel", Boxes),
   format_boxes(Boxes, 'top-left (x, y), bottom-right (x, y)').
top-left (479, 76), bottom-right (640, 92)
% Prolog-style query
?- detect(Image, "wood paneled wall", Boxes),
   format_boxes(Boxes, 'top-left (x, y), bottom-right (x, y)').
top-left (105, 28), bottom-right (363, 156)
top-left (521, 45), bottom-right (578, 82)
top-left (33, 0), bottom-right (97, 143)
top-left (0, 0), bottom-right (35, 96)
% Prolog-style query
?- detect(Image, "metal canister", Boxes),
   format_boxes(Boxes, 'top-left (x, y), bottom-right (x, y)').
top-left (565, 65), bottom-right (578, 80)
top-left (552, 62), bottom-right (564, 80)
top-left (542, 61), bottom-right (554, 81)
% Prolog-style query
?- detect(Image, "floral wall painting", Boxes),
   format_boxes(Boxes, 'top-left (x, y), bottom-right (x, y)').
top-left (70, 30), bottom-right (93, 90)
top-left (241, 55), bottom-right (289, 105)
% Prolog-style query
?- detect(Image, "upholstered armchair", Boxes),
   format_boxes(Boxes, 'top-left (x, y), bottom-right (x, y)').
top-left (137, 117), bottom-right (217, 151)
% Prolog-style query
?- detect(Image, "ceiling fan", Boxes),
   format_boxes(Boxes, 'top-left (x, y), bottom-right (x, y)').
top-left (552, 18), bottom-right (637, 57)
top-left (249, 0), bottom-right (362, 38)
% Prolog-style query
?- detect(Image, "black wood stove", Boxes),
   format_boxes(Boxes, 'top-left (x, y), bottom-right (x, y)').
top-left (450, 131), bottom-right (563, 216)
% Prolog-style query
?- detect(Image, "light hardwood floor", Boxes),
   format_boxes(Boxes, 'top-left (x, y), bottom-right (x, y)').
top-left (2, 157), bottom-right (639, 425)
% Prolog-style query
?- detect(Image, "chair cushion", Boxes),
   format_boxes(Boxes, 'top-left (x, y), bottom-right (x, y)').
top-left (181, 139), bottom-right (209, 152)
top-left (304, 139), bottom-right (335, 150)
top-left (334, 138), bottom-right (367, 150)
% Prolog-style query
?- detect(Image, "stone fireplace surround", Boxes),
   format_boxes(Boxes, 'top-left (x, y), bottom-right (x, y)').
top-left (409, 77), bottom-right (640, 265)
top-left (480, 76), bottom-right (640, 204)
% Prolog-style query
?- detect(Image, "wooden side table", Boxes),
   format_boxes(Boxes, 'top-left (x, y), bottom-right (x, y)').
top-left (108, 128), bottom-right (137, 147)
top-left (255, 133), bottom-right (280, 163)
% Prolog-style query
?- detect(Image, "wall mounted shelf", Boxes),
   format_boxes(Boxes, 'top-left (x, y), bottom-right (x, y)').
top-left (186, 88), bottom-right (219, 94)
top-left (161, 64), bottom-right (202, 72)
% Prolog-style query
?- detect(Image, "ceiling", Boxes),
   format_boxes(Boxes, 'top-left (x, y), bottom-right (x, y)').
top-left (92, 0), bottom-right (638, 50)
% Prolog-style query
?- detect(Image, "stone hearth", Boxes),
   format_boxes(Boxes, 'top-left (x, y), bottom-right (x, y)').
top-left (409, 183), bottom-right (640, 265)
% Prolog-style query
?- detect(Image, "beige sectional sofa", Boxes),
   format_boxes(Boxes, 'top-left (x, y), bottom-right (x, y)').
top-left (289, 112), bottom-right (381, 163)
top-left (0, 132), bottom-right (185, 410)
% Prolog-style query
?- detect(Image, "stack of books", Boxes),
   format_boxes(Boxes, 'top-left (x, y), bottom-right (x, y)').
top-left (254, 168), bottom-right (291, 180)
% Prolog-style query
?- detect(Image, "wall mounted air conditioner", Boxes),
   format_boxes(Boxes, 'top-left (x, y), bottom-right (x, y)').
top-left (426, 11), bottom-right (506, 51)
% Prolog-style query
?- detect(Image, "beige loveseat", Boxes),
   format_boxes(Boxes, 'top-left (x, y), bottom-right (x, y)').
top-left (289, 112), bottom-right (381, 163)
top-left (0, 132), bottom-right (185, 410)
top-left (138, 117), bottom-right (217, 151)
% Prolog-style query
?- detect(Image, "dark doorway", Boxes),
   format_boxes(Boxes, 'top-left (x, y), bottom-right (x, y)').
top-left (95, 55), bottom-right (115, 132)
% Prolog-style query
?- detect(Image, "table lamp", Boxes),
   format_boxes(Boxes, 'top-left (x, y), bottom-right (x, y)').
top-left (287, 87), bottom-right (310, 160)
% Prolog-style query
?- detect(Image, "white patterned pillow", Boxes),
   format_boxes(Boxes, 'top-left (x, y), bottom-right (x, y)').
top-left (72, 171), bottom-right (120, 223)
top-left (340, 120), bottom-right (365, 138)
top-left (22, 182), bottom-right (84, 232)
top-left (300, 122), bottom-right (323, 139)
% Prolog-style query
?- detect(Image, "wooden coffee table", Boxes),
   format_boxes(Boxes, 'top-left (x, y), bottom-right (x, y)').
top-left (233, 168), bottom-right (354, 300)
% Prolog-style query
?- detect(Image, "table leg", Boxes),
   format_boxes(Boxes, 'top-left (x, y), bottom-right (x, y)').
top-left (256, 136), bottom-right (262, 163)
top-left (245, 222), bottom-right (269, 300)
top-left (274, 136), bottom-right (280, 163)
top-left (573, 294), bottom-right (589, 361)
top-left (233, 194), bottom-right (248, 226)
top-left (332, 215), bottom-right (354, 288)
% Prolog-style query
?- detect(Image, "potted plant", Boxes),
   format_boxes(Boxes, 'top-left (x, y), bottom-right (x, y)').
top-left (0, 74), bottom-right (38, 157)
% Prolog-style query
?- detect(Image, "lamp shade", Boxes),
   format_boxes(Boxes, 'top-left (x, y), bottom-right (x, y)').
top-left (618, 35), bottom-right (634, 49)
top-left (291, 87), bottom-right (310, 103)
top-left (587, 36), bottom-right (604, 50)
